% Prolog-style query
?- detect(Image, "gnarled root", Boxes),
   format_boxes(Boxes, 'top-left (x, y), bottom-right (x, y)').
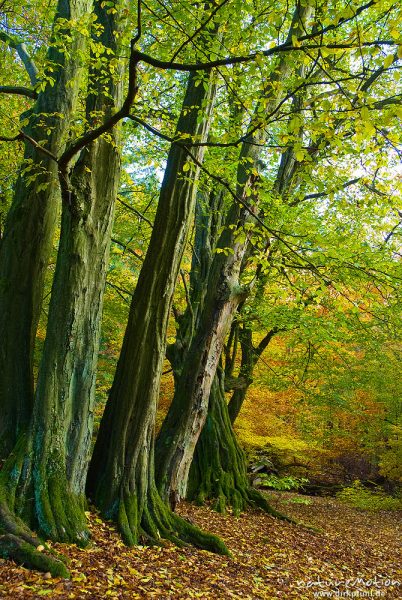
top-left (0, 534), bottom-right (69, 577)
top-left (114, 484), bottom-right (230, 556)
top-left (0, 435), bottom-right (88, 576)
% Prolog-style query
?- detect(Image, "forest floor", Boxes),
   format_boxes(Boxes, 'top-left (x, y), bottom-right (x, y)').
top-left (0, 492), bottom-right (400, 599)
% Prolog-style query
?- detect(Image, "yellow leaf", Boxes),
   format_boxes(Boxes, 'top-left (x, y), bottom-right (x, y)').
top-left (292, 35), bottom-right (301, 48)
top-left (383, 54), bottom-right (393, 69)
top-left (360, 106), bottom-right (370, 122)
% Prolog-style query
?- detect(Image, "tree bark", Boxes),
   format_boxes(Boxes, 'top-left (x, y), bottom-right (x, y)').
top-left (87, 66), bottom-right (228, 554)
top-left (187, 363), bottom-right (284, 517)
top-left (155, 199), bottom-right (253, 504)
top-left (0, 0), bottom-right (92, 459)
top-left (0, 1), bottom-right (123, 574)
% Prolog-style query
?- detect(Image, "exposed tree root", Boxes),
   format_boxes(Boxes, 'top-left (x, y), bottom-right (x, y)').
top-left (189, 462), bottom-right (296, 523)
top-left (187, 373), bottom-right (297, 526)
top-left (0, 435), bottom-right (88, 576)
top-left (110, 484), bottom-right (231, 556)
top-left (0, 534), bottom-right (69, 577)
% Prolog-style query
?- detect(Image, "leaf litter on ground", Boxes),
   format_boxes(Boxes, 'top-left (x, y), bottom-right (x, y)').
top-left (0, 492), bottom-right (400, 599)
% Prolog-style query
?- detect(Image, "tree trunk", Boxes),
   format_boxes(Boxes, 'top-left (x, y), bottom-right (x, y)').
top-left (167, 189), bottom-right (225, 376)
top-left (0, 2), bottom-right (122, 574)
top-left (155, 1), bottom-right (313, 506)
top-left (87, 67), bottom-right (228, 554)
top-left (155, 200), bottom-right (253, 505)
top-left (227, 323), bottom-right (279, 424)
top-left (187, 364), bottom-right (284, 517)
top-left (0, 0), bottom-right (91, 459)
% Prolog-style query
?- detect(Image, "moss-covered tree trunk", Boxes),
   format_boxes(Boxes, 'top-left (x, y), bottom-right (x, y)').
top-left (186, 363), bottom-right (284, 517)
top-left (155, 198), bottom-right (253, 505)
top-left (155, 2), bottom-right (313, 508)
top-left (0, 2), bottom-right (123, 574)
top-left (0, 0), bottom-right (91, 459)
top-left (87, 65), bottom-right (228, 554)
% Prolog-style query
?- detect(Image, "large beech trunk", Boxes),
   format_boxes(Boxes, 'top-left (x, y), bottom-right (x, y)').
top-left (0, 0), bottom-right (91, 459)
top-left (155, 2), bottom-right (313, 507)
top-left (155, 200), bottom-right (252, 505)
top-left (0, 3), bottom-right (122, 574)
top-left (160, 198), bottom-right (281, 515)
top-left (86, 67), bottom-right (228, 554)
top-left (187, 364), bottom-right (284, 517)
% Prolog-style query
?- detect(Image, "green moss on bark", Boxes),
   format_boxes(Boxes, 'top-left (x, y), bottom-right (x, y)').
top-left (187, 369), bottom-right (292, 522)
top-left (113, 484), bottom-right (230, 555)
top-left (0, 436), bottom-right (73, 577)
top-left (0, 534), bottom-right (69, 578)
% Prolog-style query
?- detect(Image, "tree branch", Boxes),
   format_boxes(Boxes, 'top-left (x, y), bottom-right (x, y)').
top-left (133, 40), bottom-right (396, 73)
top-left (106, 281), bottom-right (132, 302)
top-left (0, 85), bottom-right (38, 99)
top-left (297, 177), bottom-right (361, 204)
top-left (117, 195), bottom-right (153, 228)
top-left (169, 0), bottom-right (230, 63)
top-left (59, 37), bottom-right (140, 170)
top-left (111, 237), bottom-right (144, 261)
top-left (0, 31), bottom-right (38, 85)
top-left (0, 130), bottom-right (57, 163)
top-left (256, 327), bottom-right (282, 358)
top-left (133, 0), bottom-right (383, 73)
top-left (133, 0), bottom-right (142, 45)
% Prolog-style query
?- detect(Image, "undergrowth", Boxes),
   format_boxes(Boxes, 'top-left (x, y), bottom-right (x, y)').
top-left (337, 480), bottom-right (402, 511)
